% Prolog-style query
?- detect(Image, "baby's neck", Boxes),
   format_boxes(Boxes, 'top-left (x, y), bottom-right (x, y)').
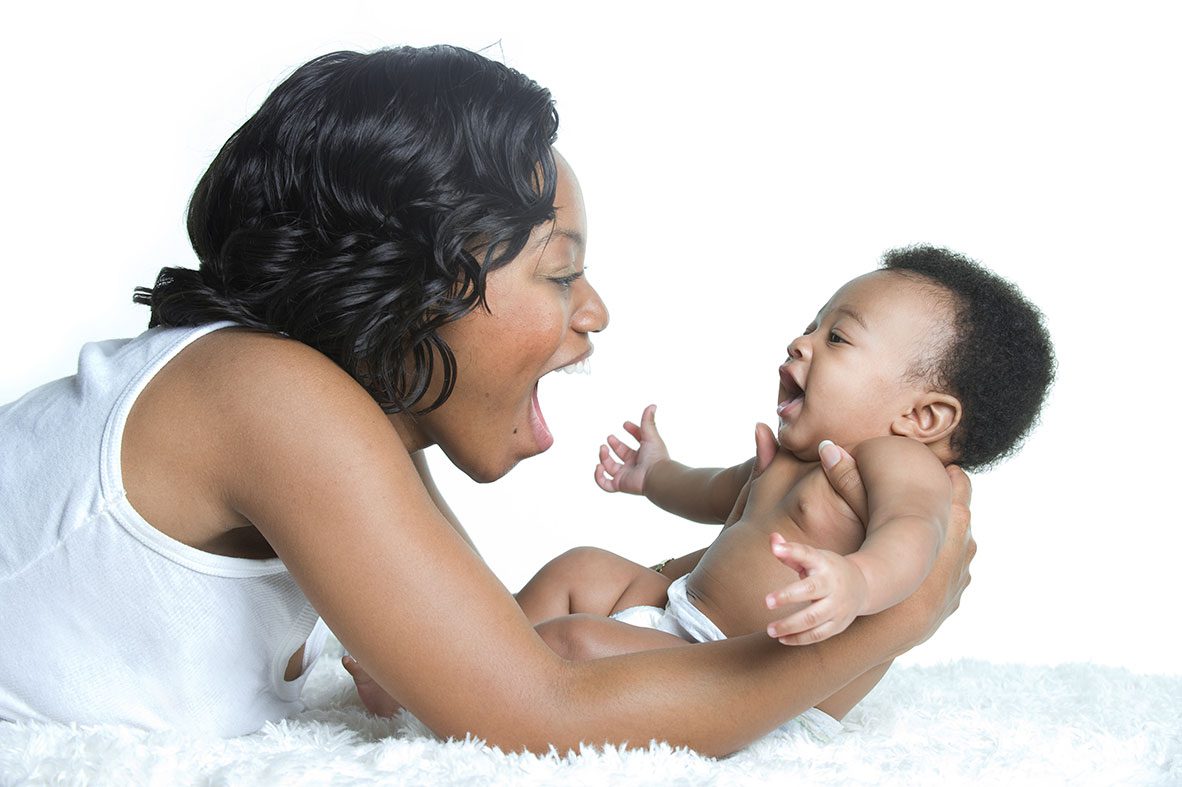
top-left (789, 433), bottom-right (955, 467)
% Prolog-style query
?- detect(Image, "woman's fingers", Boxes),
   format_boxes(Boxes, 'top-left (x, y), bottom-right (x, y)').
top-left (947, 464), bottom-right (973, 509)
top-left (903, 466), bottom-right (976, 645)
top-left (945, 465), bottom-right (975, 582)
top-left (343, 655), bottom-right (403, 718)
top-left (818, 440), bottom-right (869, 524)
top-left (753, 423), bottom-right (778, 478)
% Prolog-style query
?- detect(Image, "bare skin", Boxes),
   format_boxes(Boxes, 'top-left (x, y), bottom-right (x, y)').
top-left (119, 154), bottom-right (975, 755)
top-left (503, 273), bottom-right (975, 722)
top-left (511, 436), bottom-right (965, 721)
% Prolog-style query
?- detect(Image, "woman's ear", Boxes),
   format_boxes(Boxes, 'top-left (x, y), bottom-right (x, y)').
top-left (890, 393), bottom-right (962, 445)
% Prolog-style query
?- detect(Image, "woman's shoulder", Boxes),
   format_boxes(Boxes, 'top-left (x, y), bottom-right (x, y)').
top-left (123, 324), bottom-right (421, 554)
top-left (178, 327), bottom-right (373, 412)
top-left (125, 327), bottom-right (405, 525)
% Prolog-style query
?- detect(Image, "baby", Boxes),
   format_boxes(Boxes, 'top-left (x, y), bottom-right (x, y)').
top-left (513, 245), bottom-right (1055, 685)
top-left (347, 245), bottom-right (1054, 721)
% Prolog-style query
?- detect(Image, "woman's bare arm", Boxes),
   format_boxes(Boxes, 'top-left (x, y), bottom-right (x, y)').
top-left (412, 451), bottom-right (480, 556)
top-left (214, 340), bottom-right (972, 756)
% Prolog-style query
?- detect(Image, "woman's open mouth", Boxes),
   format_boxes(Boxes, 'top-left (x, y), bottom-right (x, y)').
top-left (529, 354), bottom-right (594, 452)
top-left (529, 382), bottom-right (554, 451)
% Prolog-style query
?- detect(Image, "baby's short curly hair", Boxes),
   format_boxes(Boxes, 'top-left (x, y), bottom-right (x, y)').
top-left (882, 245), bottom-right (1056, 471)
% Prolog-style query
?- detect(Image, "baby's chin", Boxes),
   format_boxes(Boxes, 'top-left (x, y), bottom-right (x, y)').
top-left (775, 426), bottom-right (821, 463)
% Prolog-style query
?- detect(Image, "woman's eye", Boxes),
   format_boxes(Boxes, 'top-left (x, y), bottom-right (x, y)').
top-left (551, 271), bottom-right (584, 289)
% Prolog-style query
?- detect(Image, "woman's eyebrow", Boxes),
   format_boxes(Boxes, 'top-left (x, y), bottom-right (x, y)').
top-left (550, 227), bottom-right (585, 248)
top-left (537, 226), bottom-right (585, 253)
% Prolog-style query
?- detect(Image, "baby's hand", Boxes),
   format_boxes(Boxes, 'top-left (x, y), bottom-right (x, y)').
top-left (764, 533), bottom-right (869, 645)
top-left (594, 404), bottom-right (670, 495)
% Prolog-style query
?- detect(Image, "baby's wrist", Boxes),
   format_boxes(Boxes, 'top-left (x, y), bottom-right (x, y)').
top-left (845, 553), bottom-right (875, 615)
top-left (641, 457), bottom-right (676, 498)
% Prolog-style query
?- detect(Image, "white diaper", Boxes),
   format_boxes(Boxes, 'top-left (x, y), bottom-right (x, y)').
top-left (610, 574), bottom-right (843, 744)
top-left (610, 574), bottom-right (726, 643)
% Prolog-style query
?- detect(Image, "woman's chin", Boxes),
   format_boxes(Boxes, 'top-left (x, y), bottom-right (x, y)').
top-left (457, 440), bottom-right (544, 484)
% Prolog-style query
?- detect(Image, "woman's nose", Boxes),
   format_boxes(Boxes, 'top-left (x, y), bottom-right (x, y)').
top-left (574, 280), bottom-right (609, 334)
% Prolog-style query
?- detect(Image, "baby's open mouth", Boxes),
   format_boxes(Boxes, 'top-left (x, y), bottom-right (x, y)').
top-left (777, 366), bottom-right (804, 416)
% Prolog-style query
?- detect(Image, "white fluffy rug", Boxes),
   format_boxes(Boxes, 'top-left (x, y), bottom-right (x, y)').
top-left (2, 637), bottom-right (1178, 786)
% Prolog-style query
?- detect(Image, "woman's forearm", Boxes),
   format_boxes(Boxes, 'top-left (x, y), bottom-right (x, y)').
top-left (478, 610), bottom-right (912, 756)
top-left (463, 461), bottom-right (975, 756)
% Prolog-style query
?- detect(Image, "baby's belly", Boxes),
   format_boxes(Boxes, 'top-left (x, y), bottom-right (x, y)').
top-left (685, 514), bottom-right (865, 638)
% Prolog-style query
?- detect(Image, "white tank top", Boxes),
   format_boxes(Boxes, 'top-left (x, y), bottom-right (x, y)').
top-left (0, 321), bottom-right (328, 736)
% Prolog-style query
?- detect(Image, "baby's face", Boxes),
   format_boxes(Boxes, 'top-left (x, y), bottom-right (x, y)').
top-left (776, 271), bottom-right (951, 460)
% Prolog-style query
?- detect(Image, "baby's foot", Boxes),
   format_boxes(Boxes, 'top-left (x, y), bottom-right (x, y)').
top-left (342, 655), bottom-right (403, 718)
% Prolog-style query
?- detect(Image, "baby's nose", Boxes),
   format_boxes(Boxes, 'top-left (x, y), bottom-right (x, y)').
top-left (787, 335), bottom-right (810, 361)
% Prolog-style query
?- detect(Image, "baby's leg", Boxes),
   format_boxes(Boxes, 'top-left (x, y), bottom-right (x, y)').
top-left (535, 613), bottom-right (689, 660)
top-left (516, 546), bottom-right (672, 625)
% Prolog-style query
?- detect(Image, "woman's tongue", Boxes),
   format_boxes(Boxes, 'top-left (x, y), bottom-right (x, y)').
top-left (529, 383), bottom-right (554, 451)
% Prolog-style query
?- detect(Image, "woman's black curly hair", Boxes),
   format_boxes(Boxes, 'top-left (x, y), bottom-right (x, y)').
top-left (882, 245), bottom-right (1056, 471)
top-left (134, 45), bottom-right (560, 413)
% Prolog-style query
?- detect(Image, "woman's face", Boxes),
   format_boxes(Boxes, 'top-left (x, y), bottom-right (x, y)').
top-left (409, 153), bottom-right (609, 481)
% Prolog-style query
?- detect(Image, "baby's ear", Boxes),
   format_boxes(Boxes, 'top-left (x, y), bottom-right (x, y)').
top-left (890, 393), bottom-right (962, 445)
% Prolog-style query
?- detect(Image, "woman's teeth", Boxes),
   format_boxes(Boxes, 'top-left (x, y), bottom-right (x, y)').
top-left (561, 359), bottom-right (591, 375)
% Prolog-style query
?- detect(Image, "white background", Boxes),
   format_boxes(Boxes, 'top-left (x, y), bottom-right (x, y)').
top-left (2, 1), bottom-right (1179, 675)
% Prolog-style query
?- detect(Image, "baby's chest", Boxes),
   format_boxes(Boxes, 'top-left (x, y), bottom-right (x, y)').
top-left (780, 469), bottom-right (865, 555)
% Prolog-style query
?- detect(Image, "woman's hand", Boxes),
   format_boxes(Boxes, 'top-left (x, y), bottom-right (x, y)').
top-left (343, 655), bottom-right (403, 718)
top-left (751, 439), bottom-right (975, 654)
top-left (891, 465), bottom-right (975, 648)
top-left (594, 404), bottom-right (670, 495)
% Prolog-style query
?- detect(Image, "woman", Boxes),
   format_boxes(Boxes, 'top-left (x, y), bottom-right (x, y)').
top-left (0, 45), bottom-right (973, 754)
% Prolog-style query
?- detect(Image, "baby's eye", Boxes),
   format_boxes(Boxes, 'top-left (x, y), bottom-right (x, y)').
top-left (828, 331), bottom-right (846, 344)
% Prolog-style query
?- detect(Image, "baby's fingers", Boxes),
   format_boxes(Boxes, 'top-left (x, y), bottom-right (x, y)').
top-left (594, 462), bottom-right (619, 493)
top-left (774, 621), bottom-right (842, 646)
top-left (766, 574), bottom-right (829, 610)
top-left (599, 444), bottom-right (624, 476)
top-left (606, 434), bottom-right (635, 463)
top-left (769, 537), bottom-right (826, 578)
top-left (766, 600), bottom-right (835, 640)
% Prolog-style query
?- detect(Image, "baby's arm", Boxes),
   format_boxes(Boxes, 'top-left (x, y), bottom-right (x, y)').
top-left (767, 436), bottom-right (950, 644)
top-left (596, 405), bottom-right (775, 524)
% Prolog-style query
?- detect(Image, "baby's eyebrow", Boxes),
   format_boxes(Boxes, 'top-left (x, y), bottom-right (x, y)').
top-left (834, 306), bottom-right (869, 330)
